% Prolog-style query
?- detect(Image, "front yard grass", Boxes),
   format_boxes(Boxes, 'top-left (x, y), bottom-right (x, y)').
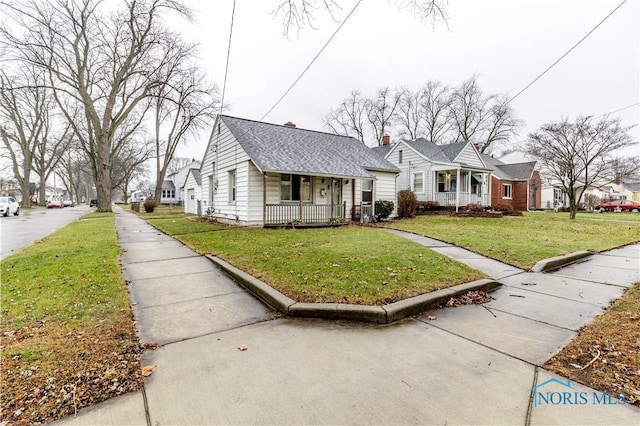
top-left (0, 214), bottom-right (141, 425)
top-left (146, 218), bottom-right (486, 305)
top-left (544, 282), bottom-right (640, 407)
top-left (383, 212), bottom-right (640, 269)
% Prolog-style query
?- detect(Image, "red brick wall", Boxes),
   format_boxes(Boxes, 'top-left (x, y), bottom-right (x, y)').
top-left (491, 177), bottom-right (512, 209)
top-left (530, 171), bottom-right (542, 209)
top-left (512, 181), bottom-right (529, 211)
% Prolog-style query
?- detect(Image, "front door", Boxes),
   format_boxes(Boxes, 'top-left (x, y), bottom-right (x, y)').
top-left (332, 179), bottom-right (342, 216)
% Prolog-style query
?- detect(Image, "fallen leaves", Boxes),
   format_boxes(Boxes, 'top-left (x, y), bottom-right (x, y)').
top-left (445, 290), bottom-right (491, 307)
top-left (141, 365), bottom-right (157, 377)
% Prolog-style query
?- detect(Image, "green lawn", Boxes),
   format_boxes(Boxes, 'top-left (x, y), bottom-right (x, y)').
top-left (383, 212), bottom-right (640, 269)
top-left (146, 216), bottom-right (226, 235)
top-left (147, 219), bottom-right (485, 305)
top-left (0, 214), bottom-right (141, 424)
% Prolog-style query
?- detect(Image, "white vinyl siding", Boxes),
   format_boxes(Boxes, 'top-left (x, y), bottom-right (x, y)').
top-left (370, 170), bottom-right (398, 217)
top-left (183, 171), bottom-right (202, 215)
top-left (454, 143), bottom-right (485, 168)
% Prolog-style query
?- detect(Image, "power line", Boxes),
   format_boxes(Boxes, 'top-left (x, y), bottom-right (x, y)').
top-left (508, 0), bottom-right (628, 104)
top-left (219, 0), bottom-right (236, 114)
top-left (595, 101), bottom-right (639, 118)
top-left (259, 0), bottom-right (364, 121)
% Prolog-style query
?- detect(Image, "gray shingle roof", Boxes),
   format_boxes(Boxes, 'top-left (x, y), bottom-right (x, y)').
top-left (480, 154), bottom-right (535, 180)
top-left (440, 141), bottom-right (468, 162)
top-left (404, 138), bottom-right (451, 163)
top-left (189, 168), bottom-right (201, 186)
top-left (623, 182), bottom-right (640, 192)
top-left (220, 115), bottom-right (399, 178)
top-left (162, 180), bottom-right (175, 190)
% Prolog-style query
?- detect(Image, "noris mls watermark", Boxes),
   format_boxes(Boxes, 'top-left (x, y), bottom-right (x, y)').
top-left (531, 378), bottom-right (627, 407)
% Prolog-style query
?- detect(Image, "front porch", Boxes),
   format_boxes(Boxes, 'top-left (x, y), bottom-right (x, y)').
top-left (433, 168), bottom-right (491, 209)
top-left (264, 203), bottom-right (347, 226)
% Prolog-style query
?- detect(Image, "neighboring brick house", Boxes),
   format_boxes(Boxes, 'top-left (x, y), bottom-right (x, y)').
top-left (481, 154), bottom-right (541, 211)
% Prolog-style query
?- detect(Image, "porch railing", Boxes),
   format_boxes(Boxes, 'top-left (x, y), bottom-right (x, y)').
top-left (433, 192), bottom-right (491, 207)
top-left (265, 203), bottom-right (345, 226)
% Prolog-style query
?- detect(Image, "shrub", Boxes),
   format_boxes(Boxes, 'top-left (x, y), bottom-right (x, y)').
top-left (464, 203), bottom-right (484, 212)
top-left (397, 189), bottom-right (418, 218)
top-left (374, 200), bottom-right (394, 220)
top-left (143, 199), bottom-right (157, 213)
top-left (491, 203), bottom-right (513, 213)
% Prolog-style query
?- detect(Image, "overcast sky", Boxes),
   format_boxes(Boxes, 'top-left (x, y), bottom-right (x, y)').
top-left (171, 0), bottom-right (639, 159)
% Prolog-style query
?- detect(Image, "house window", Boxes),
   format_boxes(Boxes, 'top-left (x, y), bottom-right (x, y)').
top-left (280, 174), bottom-right (311, 202)
top-left (228, 170), bottom-right (236, 203)
top-left (412, 172), bottom-right (424, 193)
top-left (398, 150), bottom-right (403, 164)
top-left (361, 180), bottom-right (373, 204)
top-left (162, 190), bottom-right (174, 199)
top-left (460, 172), bottom-right (469, 192)
top-left (502, 183), bottom-right (512, 199)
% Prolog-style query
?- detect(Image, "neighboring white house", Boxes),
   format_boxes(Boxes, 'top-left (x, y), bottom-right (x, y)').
top-left (198, 115), bottom-right (400, 226)
top-left (165, 159), bottom-right (201, 205)
top-left (183, 168), bottom-right (202, 215)
top-left (375, 138), bottom-right (492, 210)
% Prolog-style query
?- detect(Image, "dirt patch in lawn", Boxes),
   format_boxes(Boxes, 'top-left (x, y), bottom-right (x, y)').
top-left (544, 282), bottom-right (640, 407)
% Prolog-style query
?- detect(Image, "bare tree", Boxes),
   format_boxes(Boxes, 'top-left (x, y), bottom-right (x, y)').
top-left (0, 68), bottom-right (70, 206)
top-left (448, 75), bottom-right (521, 153)
top-left (2, 0), bottom-right (193, 212)
top-left (272, 0), bottom-right (447, 37)
top-left (323, 90), bottom-right (368, 143)
top-left (56, 141), bottom-right (89, 205)
top-left (151, 59), bottom-right (219, 202)
top-left (112, 137), bottom-right (152, 205)
top-left (526, 116), bottom-right (637, 219)
top-left (396, 81), bottom-right (451, 143)
top-left (366, 87), bottom-right (403, 146)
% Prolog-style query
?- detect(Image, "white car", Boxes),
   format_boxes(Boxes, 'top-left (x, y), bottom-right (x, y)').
top-left (0, 196), bottom-right (20, 217)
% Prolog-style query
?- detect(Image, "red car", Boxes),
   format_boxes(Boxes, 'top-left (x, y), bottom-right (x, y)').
top-left (594, 199), bottom-right (640, 212)
top-left (47, 199), bottom-right (64, 208)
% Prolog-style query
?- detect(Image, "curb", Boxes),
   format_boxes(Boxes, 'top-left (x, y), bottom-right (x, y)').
top-left (530, 250), bottom-right (593, 273)
top-left (206, 255), bottom-right (501, 324)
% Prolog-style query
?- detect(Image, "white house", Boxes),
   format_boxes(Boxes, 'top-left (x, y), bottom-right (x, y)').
top-left (198, 115), bottom-right (400, 226)
top-left (183, 168), bottom-right (202, 215)
top-left (165, 159), bottom-right (201, 205)
top-left (375, 138), bottom-right (492, 210)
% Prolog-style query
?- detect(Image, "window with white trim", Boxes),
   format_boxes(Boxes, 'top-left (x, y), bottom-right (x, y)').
top-left (502, 183), bottom-right (512, 199)
top-left (412, 172), bottom-right (424, 193)
top-left (280, 174), bottom-right (311, 202)
top-left (208, 175), bottom-right (214, 204)
top-left (228, 169), bottom-right (236, 203)
top-left (361, 179), bottom-right (373, 204)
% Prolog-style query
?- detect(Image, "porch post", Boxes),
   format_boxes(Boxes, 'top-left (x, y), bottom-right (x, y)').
top-left (299, 176), bottom-right (303, 221)
top-left (455, 168), bottom-right (461, 212)
top-left (263, 173), bottom-right (267, 227)
top-left (330, 177), bottom-right (334, 219)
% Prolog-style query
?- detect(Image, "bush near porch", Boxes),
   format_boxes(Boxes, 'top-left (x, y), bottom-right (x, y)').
top-left (383, 211), bottom-right (640, 269)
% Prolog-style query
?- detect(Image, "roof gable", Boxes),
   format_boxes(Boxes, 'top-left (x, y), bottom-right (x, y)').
top-left (220, 115), bottom-right (399, 178)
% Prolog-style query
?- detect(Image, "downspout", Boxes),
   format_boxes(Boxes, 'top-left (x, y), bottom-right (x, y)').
top-left (455, 168), bottom-right (461, 212)
top-left (330, 177), bottom-right (334, 220)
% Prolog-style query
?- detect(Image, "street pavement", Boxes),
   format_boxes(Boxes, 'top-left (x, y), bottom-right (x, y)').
top-left (55, 209), bottom-right (640, 425)
top-left (0, 205), bottom-right (91, 260)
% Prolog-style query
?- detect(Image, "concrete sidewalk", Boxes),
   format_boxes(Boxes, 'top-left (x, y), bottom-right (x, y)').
top-left (56, 210), bottom-right (640, 425)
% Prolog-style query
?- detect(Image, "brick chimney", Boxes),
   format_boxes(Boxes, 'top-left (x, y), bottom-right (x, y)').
top-left (382, 134), bottom-right (390, 145)
top-left (283, 121), bottom-right (296, 128)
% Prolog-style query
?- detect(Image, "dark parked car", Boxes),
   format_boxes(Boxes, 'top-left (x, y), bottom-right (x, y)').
top-left (594, 199), bottom-right (640, 212)
top-left (89, 199), bottom-right (98, 207)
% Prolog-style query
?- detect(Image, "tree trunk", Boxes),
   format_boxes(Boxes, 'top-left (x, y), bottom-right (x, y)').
top-left (38, 174), bottom-right (46, 206)
top-left (569, 197), bottom-right (577, 220)
top-left (95, 134), bottom-right (112, 212)
top-left (18, 175), bottom-right (31, 208)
